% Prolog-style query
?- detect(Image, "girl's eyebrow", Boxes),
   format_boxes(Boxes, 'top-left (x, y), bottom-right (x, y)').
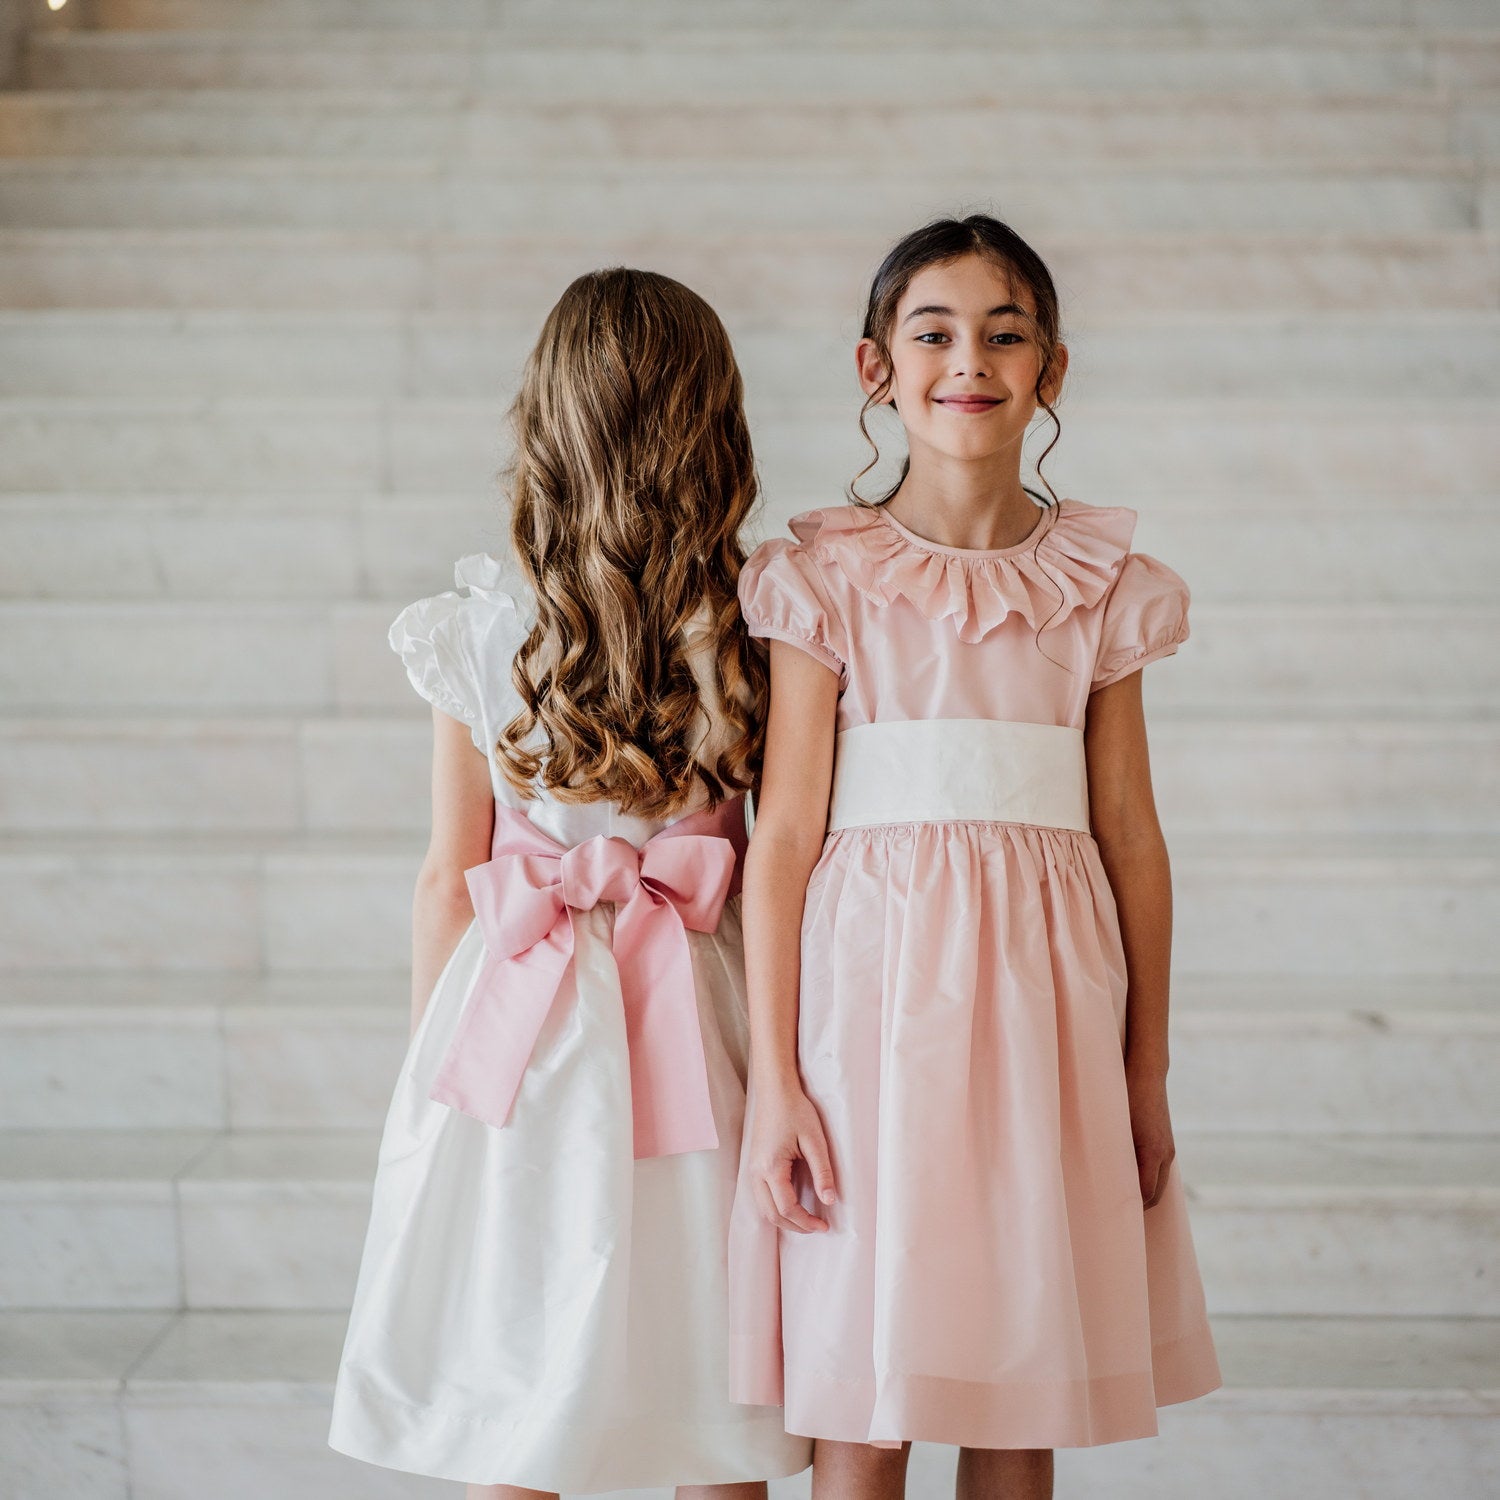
top-left (901, 302), bottom-right (1026, 323)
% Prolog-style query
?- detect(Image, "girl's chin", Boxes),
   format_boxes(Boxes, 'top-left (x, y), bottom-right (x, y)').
top-left (915, 435), bottom-right (1022, 464)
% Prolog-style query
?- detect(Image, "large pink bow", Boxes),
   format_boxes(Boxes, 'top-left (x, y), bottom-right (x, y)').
top-left (429, 797), bottom-right (748, 1159)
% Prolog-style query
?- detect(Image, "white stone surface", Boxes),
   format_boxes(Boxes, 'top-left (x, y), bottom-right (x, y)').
top-left (0, 717), bottom-right (303, 833)
top-left (0, 841), bottom-right (263, 971)
top-left (0, 159), bottom-right (1480, 236)
top-left (17, 29), bottom-right (1441, 97)
top-left (0, 1400), bottom-right (130, 1500)
top-left (0, 94), bottom-right (1456, 165)
top-left (177, 1132), bottom-right (373, 1310)
top-left (0, 1132), bottom-right (210, 1309)
top-left (5, 1310), bottom-right (1497, 1499)
top-left (2, 229), bottom-right (1493, 314)
top-left (1, 1), bottom-right (1496, 1490)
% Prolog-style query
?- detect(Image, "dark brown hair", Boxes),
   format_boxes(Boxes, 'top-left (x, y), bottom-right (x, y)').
top-left (498, 268), bottom-right (767, 819)
top-left (853, 214), bottom-right (1065, 507)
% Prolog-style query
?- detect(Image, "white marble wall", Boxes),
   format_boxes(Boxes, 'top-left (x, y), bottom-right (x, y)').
top-left (1, 1), bottom-right (1497, 1496)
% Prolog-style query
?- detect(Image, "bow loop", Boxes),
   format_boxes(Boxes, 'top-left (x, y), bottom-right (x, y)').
top-left (638, 834), bottom-right (738, 934)
top-left (428, 799), bottom-right (748, 1160)
top-left (560, 835), bottom-right (642, 911)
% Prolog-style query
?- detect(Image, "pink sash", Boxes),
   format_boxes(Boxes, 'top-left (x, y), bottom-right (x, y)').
top-left (429, 796), bottom-right (748, 1159)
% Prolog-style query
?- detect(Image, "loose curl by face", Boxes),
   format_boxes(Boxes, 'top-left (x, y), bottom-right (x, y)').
top-left (853, 214), bottom-right (1065, 507)
top-left (496, 268), bottom-right (767, 820)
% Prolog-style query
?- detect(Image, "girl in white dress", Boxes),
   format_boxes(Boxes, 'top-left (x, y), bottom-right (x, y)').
top-left (328, 269), bottom-right (812, 1496)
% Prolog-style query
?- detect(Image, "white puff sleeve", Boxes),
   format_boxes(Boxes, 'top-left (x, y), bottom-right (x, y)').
top-left (388, 554), bottom-right (527, 745)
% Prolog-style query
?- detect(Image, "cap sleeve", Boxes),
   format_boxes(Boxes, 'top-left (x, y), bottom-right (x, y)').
top-left (738, 538), bottom-right (846, 676)
top-left (388, 554), bottom-right (527, 744)
top-left (1091, 552), bottom-right (1191, 692)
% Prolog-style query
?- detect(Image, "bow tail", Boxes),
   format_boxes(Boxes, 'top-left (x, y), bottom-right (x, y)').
top-left (613, 892), bottom-right (721, 1159)
top-left (428, 921), bottom-right (576, 1130)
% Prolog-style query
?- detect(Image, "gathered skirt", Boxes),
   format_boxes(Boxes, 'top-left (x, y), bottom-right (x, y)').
top-left (728, 819), bottom-right (1223, 1449)
top-left (330, 897), bottom-right (811, 1491)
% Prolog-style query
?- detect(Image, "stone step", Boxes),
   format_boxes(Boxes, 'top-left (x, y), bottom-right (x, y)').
top-left (1, 1127), bottom-right (1494, 1316)
top-left (1, 712), bottom-right (1494, 840)
top-left (7, 491), bottom-right (1494, 607)
top-left (7, 309), bottom-right (1500, 400)
top-left (15, 25), bottom-right (1477, 98)
top-left (0, 595), bottom-right (1491, 716)
top-left (0, 158), bottom-right (1481, 234)
top-left (0, 971), bottom-right (1493, 1135)
top-left (0, 92), bottom-right (1465, 165)
top-left (0, 832), bottom-right (1493, 977)
top-left (71, 0), bottom-right (1500, 31)
top-left (1, 1310), bottom-right (1496, 1500)
top-left (3, 228), bottom-right (1495, 314)
top-left (1, 397), bottom-right (1496, 500)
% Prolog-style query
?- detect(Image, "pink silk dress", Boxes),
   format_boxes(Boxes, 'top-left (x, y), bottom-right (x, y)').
top-left (727, 497), bottom-right (1223, 1449)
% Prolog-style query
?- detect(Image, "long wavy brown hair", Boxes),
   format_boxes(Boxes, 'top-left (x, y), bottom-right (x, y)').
top-left (496, 268), bottom-right (767, 819)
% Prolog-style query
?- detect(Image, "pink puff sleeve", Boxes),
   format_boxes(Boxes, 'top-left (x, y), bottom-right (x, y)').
top-left (738, 539), bottom-right (847, 676)
top-left (1091, 552), bottom-right (1191, 691)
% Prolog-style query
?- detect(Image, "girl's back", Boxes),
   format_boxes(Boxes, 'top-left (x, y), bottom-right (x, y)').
top-left (392, 550), bottom-right (742, 847)
top-left (328, 270), bottom-right (810, 1494)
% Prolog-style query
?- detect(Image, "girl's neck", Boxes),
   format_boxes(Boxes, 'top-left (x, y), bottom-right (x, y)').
top-left (881, 455), bottom-right (1043, 553)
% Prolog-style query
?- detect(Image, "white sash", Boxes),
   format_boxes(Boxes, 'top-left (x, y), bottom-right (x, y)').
top-left (827, 719), bottom-right (1090, 833)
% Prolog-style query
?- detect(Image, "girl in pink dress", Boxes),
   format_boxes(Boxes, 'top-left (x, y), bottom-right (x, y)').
top-left (727, 216), bottom-right (1223, 1497)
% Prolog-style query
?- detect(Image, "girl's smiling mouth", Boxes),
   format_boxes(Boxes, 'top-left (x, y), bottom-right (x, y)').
top-left (935, 395), bottom-right (1003, 412)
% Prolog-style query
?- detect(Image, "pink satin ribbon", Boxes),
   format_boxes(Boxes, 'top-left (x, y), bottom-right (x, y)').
top-left (429, 796), bottom-right (748, 1159)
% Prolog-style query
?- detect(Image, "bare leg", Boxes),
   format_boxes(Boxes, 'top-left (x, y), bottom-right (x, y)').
top-left (678, 1484), bottom-right (769, 1500)
top-left (467, 1475), bottom-right (767, 1500)
top-left (954, 1447), bottom-right (1053, 1500)
top-left (812, 1439), bottom-right (912, 1500)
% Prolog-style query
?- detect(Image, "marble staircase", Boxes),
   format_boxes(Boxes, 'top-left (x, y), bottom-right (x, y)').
top-left (1, 1), bottom-right (1498, 1497)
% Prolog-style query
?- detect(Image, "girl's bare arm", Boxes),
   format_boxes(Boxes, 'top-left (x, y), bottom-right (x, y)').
top-left (1084, 670), bottom-right (1177, 1208)
top-left (410, 707), bottom-right (495, 1037)
top-left (742, 641), bottom-right (840, 1232)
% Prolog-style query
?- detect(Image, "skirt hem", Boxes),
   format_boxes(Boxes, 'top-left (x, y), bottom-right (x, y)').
top-left (329, 1375), bottom-right (812, 1492)
top-left (762, 1322), bottom-right (1224, 1450)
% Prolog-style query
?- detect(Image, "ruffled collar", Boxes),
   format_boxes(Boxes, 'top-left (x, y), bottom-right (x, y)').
top-left (787, 498), bottom-right (1137, 642)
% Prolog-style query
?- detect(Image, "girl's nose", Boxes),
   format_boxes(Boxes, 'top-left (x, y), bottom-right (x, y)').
top-left (952, 343), bottom-right (993, 377)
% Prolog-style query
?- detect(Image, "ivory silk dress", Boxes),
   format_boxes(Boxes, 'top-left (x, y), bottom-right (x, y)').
top-left (727, 496), bottom-right (1223, 1449)
top-left (328, 553), bottom-right (811, 1491)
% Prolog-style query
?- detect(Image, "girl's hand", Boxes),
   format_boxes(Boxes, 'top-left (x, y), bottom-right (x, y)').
top-left (749, 1084), bottom-right (838, 1234)
top-left (1125, 1062), bottom-right (1176, 1210)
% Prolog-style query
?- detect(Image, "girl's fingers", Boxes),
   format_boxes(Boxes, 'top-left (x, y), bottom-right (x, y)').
top-left (1139, 1154), bottom-right (1165, 1209)
top-left (767, 1165), bottom-right (829, 1235)
top-left (752, 1177), bottom-right (782, 1231)
top-left (799, 1125), bottom-right (838, 1206)
top-left (754, 1176), bottom-right (808, 1235)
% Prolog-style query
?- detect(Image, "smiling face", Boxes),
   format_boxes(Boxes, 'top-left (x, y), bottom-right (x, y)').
top-left (856, 252), bottom-right (1067, 473)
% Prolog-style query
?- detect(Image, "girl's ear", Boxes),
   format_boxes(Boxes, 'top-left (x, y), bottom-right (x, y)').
top-left (1039, 342), bottom-right (1069, 408)
top-left (855, 338), bottom-right (892, 401)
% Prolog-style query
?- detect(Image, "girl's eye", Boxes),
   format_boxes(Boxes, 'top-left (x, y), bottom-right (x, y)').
top-left (913, 330), bottom-right (1023, 346)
